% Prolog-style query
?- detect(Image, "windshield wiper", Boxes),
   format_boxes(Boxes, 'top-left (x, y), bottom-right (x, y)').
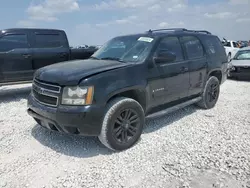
top-left (100, 57), bottom-right (125, 63)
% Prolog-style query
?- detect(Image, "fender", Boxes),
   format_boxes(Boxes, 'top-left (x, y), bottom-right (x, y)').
top-left (207, 68), bottom-right (222, 77)
top-left (104, 83), bottom-right (149, 112)
top-left (105, 84), bottom-right (147, 103)
top-left (202, 68), bottom-right (222, 89)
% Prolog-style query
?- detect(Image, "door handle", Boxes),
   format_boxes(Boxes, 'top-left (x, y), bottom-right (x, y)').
top-left (181, 67), bottom-right (188, 73)
top-left (22, 54), bottom-right (31, 58)
top-left (58, 53), bottom-right (68, 58)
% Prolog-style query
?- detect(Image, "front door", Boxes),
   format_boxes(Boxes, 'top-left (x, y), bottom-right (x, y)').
top-left (147, 65), bottom-right (166, 109)
top-left (154, 36), bottom-right (190, 103)
top-left (0, 33), bottom-right (33, 83)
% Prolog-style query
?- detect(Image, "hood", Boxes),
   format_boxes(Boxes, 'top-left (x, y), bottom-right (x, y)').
top-left (34, 59), bottom-right (130, 85)
top-left (231, 59), bottom-right (250, 67)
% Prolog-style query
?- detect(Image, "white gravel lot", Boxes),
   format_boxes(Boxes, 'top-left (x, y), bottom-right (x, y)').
top-left (0, 79), bottom-right (250, 188)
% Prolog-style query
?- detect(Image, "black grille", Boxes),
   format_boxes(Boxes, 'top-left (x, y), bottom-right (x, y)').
top-left (33, 89), bottom-right (58, 106)
top-left (33, 79), bottom-right (61, 93)
top-left (235, 66), bottom-right (250, 73)
top-left (32, 79), bottom-right (61, 107)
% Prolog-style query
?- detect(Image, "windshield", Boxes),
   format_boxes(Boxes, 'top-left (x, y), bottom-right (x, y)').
top-left (90, 35), bottom-right (155, 63)
top-left (234, 50), bottom-right (250, 60)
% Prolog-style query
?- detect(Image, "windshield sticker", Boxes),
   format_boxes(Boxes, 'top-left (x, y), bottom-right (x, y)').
top-left (133, 56), bottom-right (138, 59)
top-left (138, 37), bottom-right (154, 43)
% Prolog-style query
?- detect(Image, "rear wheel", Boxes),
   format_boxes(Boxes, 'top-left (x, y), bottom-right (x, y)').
top-left (98, 97), bottom-right (145, 151)
top-left (196, 76), bottom-right (220, 109)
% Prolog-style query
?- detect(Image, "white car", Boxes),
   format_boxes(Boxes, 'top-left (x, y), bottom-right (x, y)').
top-left (228, 46), bottom-right (250, 78)
top-left (222, 39), bottom-right (240, 62)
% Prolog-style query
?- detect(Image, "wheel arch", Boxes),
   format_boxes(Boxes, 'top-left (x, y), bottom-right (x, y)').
top-left (207, 69), bottom-right (223, 84)
top-left (105, 86), bottom-right (147, 112)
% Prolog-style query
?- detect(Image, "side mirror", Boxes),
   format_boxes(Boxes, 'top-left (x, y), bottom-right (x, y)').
top-left (154, 50), bottom-right (176, 64)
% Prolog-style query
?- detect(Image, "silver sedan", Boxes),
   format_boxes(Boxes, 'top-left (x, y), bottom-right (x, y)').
top-left (228, 46), bottom-right (250, 79)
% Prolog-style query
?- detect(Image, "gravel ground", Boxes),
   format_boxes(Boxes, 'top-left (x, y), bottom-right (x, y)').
top-left (0, 79), bottom-right (250, 188)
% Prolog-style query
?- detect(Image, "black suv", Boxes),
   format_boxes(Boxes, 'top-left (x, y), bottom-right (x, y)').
top-left (27, 28), bottom-right (228, 151)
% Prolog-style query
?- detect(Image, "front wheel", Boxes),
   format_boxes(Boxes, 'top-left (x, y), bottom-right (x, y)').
top-left (196, 76), bottom-right (220, 109)
top-left (98, 97), bottom-right (145, 151)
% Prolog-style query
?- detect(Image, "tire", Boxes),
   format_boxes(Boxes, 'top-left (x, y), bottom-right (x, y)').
top-left (98, 97), bottom-right (145, 151)
top-left (196, 76), bottom-right (220, 109)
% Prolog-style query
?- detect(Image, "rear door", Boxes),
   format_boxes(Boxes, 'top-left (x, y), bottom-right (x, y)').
top-left (30, 31), bottom-right (70, 70)
top-left (0, 32), bottom-right (33, 83)
top-left (179, 35), bottom-right (207, 96)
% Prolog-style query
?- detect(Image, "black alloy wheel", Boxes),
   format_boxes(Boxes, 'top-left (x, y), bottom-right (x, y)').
top-left (98, 97), bottom-right (145, 151)
top-left (112, 108), bottom-right (140, 144)
top-left (207, 83), bottom-right (219, 103)
top-left (196, 76), bottom-right (220, 109)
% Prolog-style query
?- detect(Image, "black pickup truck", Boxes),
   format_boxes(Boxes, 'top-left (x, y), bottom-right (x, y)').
top-left (27, 28), bottom-right (228, 151)
top-left (0, 28), bottom-right (97, 86)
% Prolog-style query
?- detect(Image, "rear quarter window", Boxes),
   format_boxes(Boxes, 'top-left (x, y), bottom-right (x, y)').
top-left (203, 36), bottom-right (225, 55)
top-left (202, 36), bottom-right (227, 63)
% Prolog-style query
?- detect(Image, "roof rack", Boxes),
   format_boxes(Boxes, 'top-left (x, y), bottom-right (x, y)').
top-left (183, 29), bottom-right (211, 34)
top-left (148, 28), bottom-right (186, 33)
top-left (147, 28), bottom-right (211, 35)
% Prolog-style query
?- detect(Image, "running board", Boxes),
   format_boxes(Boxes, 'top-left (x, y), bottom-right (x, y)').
top-left (146, 97), bottom-right (202, 119)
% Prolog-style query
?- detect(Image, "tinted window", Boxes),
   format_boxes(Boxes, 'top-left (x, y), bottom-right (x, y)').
top-left (224, 42), bottom-right (231, 47)
top-left (180, 36), bottom-right (204, 59)
top-left (155, 36), bottom-right (184, 62)
top-left (204, 36), bottom-right (225, 55)
top-left (35, 33), bottom-right (63, 48)
top-left (0, 34), bottom-right (28, 52)
top-left (233, 42), bottom-right (238, 48)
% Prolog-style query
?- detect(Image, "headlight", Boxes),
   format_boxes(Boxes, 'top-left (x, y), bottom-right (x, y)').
top-left (61, 86), bottom-right (94, 105)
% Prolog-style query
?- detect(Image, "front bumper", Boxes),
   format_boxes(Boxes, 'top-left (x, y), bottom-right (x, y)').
top-left (228, 66), bottom-right (250, 78)
top-left (27, 94), bottom-right (105, 136)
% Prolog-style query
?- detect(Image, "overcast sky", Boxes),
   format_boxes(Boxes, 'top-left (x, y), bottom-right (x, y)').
top-left (0, 0), bottom-right (250, 46)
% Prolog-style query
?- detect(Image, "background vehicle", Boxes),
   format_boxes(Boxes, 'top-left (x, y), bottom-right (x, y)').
top-left (27, 28), bottom-right (228, 151)
top-left (222, 38), bottom-right (240, 62)
top-left (0, 28), bottom-right (97, 86)
top-left (237, 40), bottom-right (249, 48)
top-left (228, 46), bottom-right (250, 79)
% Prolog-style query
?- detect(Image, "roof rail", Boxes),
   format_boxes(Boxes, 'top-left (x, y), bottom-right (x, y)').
top-left (148, 28), bottom-right (186, 33)
top-left (147, 28), bottom-right (211, 34)
top-left (183, 29), bottom-right (211, 34)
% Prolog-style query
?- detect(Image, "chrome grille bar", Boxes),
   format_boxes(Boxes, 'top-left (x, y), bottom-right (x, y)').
top-left (32, 79), bottom-right (61, 107)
